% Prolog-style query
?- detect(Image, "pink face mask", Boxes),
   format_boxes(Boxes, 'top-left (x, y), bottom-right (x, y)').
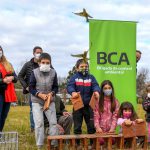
top-left (123, 111), bottom-right (132, 119)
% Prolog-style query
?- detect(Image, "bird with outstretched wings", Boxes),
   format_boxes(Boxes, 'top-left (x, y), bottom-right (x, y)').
top-left (73, 8), bottom-right (93, 22)
top-left (71, 50), bottom-right (89, 63)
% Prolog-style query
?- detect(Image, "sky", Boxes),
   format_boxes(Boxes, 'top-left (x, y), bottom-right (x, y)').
top-left (0, 0), bottom-right (150, 77)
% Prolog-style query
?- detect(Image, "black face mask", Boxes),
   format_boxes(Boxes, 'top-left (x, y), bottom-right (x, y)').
top-left (78, 69), bottom-right (89, 76)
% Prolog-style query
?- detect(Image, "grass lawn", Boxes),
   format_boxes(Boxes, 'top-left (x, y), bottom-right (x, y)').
top-left (3, 104), bottom-right (145, 150)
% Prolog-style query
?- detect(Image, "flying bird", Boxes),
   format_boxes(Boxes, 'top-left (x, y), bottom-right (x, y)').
top-left (73, 8), bottom-right (93, 22)
top-left (71, 50), bottom-right (89, 62)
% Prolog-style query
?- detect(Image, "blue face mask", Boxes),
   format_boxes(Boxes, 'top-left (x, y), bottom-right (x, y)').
top-left (103, 89), bottom-right (112, 96)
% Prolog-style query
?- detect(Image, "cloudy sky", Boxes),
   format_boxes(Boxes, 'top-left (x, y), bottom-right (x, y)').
top-left (0, 0), bottom-right (150, 77)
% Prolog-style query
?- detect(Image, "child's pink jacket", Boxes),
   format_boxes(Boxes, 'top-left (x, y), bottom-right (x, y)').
top-left (94, 97), bottom-right (119, 132)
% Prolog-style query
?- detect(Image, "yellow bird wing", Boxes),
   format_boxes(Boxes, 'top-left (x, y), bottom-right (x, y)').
top-left (73, 12), bottom-right (85, 17)
top-left (71, 54), bottom-right (83, 57)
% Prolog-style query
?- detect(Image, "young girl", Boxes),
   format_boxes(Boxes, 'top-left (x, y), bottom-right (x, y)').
top-left (142, 85), bottom-right (150, 144)
top-left (118, 101), bottom-right (144, 148)
top-left (94, 80), bottom-right (119, 144)
top-left (118, 101), bottom-right (143, 127)
top-left (29, 53), bottom-right (58, 150)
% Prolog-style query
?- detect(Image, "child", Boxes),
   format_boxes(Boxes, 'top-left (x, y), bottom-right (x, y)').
top-left (94, 80), bottom-right (119, 145)
top-left (118, 101), bottom-right (144, 148)
top-left (29, 53), bottom-right (58, 150)
top-left (142, 85), bottom-right (150, 144)
top-left (67, 59), bottom-right (100, 150)
top-left (118, 101), bottom-right (143, 127)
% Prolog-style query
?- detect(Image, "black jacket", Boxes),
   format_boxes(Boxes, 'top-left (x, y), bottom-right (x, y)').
top-left (142, 96), bottom-right (150, 122)
top-left (18, 58), bottom-right (39, 94)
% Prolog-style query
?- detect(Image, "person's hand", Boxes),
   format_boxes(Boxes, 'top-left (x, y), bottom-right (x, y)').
top-left (124, 119), bottom-right (132, 126)
top-left (7, 76), bottom-right (14, 82)
top-left (3, 76), bottom-right (11, 84)
top-left (63, 111), bottom-right (71, 117)
top-left (94, 91), bottom-right (99, 100)
top-left (136, 119), bottom-right (144, 123)
top-left (96, 127), bottom-right (103, 133)
top-left (38, 93), bottom-right (48, 101)
top-left (72, 92), bottom-right (79, 98)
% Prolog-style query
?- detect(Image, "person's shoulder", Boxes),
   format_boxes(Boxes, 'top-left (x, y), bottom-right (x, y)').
top-left (33, 67), bottom-right (39, 73)
top-left (70, 72), bottom-right (79, 78)
top-left (23, 59), bottom-right (33, 66)
top-left (87, 74), bottom-right (96, 80)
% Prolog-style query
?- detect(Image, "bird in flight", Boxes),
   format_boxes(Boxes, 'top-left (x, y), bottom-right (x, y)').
top-left (71, 50), bottom-right (89, 62)
top-left (73, 8), bottom-right (93, 22)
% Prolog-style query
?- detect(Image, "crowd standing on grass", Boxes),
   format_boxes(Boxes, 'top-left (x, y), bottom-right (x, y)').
top-left (1, 45), bottom-right (150, 149)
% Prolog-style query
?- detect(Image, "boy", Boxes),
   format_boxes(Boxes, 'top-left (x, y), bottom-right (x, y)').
top-left (29, 53), bottom-right (58, 150)
top-left (67, 59), bottom-right (100, 150)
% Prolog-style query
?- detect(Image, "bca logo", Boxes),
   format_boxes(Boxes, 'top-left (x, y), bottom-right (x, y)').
top-left (97, 52), bottom-right (130, 65)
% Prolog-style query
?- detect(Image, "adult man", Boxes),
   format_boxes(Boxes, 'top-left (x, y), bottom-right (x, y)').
top-left (44, 95), bottom-right (73, 135)
top-left (136, 50), bottom-right (142, 63)
top-left (18, 46), bottom-right (43, 132)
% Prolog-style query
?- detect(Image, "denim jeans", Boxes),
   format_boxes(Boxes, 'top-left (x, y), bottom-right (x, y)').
top-left (29, 94), bottom-right (35, 129)
top-left (0, 94), bottom-right (11, 131)
top-left (32, 102), bottom-right (58, 146)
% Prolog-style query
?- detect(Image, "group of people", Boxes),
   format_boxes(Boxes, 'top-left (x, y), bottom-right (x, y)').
top-left (0, 45), bottom-right (149, 150)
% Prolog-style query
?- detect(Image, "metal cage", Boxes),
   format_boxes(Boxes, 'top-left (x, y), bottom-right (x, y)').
top-left (0, 132), bottom-right (18, 150)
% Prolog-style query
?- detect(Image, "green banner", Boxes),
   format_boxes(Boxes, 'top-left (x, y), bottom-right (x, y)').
top-left (89, 20), bottom-right (136, 106)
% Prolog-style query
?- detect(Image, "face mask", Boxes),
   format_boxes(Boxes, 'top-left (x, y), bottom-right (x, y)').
top-left (147, 93), bottom-right (150, 98)
top-left (78, 69), bottom-right (89, 76)
top-left (39, 64), bottom-right (50, 72)
top-left (103, 89), bottom-right (112, 96)
top-left (123, 111), bottom-right (132, 119)
top-left (0, 51), bottom-right (2, 58)
top-left (34, 53), bottom-right (41, 60)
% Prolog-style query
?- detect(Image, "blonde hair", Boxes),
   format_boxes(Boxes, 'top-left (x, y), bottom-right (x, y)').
top-left (0, 55), bottom-right (14, 73)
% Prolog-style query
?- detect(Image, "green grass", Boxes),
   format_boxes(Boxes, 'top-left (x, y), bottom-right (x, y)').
top-left (3, 104), bottom-right (145, 149)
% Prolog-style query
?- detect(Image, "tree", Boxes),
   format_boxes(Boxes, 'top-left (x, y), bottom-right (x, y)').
top-left (136, 67), bottom-right (149, 96)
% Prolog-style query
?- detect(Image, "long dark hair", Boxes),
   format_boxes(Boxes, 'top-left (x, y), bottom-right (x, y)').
top-left (99, 80), bottom-right (116, 113)
top-left (118, 101), bottom-right (138, 121)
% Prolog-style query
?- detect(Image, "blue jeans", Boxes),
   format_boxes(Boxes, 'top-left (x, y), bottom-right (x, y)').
top-left (29, 94), bottom-right (35, 129)
top-left (0, 94), bottom-right (11, 131)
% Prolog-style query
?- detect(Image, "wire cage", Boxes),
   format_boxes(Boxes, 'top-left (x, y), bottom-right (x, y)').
top-left (0, 132), bottom-right (18, 150)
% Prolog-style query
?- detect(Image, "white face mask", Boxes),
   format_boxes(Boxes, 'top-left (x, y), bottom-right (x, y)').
top-left (0, 51), bottom-right (3, 58)
top-left (147, 93), bottom-right (150, 98)
top-left (39, 64), bottom-right (51, 72)
top-left (34, 53), bottom-right (41, 60)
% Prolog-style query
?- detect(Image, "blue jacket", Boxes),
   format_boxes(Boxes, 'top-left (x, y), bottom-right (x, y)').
top-left (67, 72), bottom-right (100, 105)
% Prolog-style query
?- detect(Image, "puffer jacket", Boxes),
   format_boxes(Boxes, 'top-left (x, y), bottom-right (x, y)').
top-left (67, 72), bottom-right (100, 105)
top-left (18, 58), bottom-right (38, 93)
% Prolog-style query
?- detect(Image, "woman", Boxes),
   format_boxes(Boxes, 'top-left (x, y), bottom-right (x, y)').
top-left (0, 46), bottom-right (17, 131)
